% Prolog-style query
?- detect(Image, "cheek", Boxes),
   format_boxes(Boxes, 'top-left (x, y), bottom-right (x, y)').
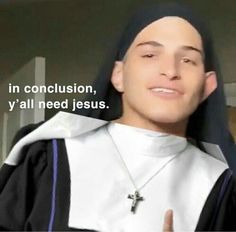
top-left (181, 68), bottom-right (205, 90)
top-left (184, 78), bottom-right (205, 105)
top-left (123, 60), bottom-right (158, 87)
top-left (123, 64), bottom-right (148, 91)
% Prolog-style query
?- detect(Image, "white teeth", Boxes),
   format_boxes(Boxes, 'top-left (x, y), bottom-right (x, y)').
top-left (151, 88), bottom-right (176, 93)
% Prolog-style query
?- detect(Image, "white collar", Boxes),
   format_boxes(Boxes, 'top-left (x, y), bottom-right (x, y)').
top-left (6, 111), bottom-right (228, 166)
top-left (107, 122), bottom-right (187, 158)
top-left (5, 111), bottom-right (107, 165)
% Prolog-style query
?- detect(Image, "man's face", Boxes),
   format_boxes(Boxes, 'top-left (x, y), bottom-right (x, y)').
top-left (111, 17), bottom-right (216, 132)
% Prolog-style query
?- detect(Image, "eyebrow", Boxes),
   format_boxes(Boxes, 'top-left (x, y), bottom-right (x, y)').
top-left (136, 41), bottom-right (204, 59)
top-left (181, 45), bottom-right (204, 58)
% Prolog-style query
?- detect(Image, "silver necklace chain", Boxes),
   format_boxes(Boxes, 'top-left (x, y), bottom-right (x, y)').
top-left (106, 126), bottom-right (182, 213)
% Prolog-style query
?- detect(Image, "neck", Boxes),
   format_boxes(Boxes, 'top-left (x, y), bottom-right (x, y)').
top-left (113, 115), bottom-right (188, 138)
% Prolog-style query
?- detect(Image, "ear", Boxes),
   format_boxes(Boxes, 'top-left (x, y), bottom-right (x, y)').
top-left (111, 61), bottom-right (124, 93)
top-left (201, 71), bottom-right (217, 102)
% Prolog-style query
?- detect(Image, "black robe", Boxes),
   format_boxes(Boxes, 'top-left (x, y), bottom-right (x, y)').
top-left (0, 123), bottom-right (236, 231)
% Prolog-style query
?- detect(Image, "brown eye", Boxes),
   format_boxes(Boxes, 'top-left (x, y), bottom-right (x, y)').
top-left (183, 58), bottom-right (190, 63)
top-left (182, 57), bottom-right (196, 65)
top-left (142, 54), bottom-right (155, 58)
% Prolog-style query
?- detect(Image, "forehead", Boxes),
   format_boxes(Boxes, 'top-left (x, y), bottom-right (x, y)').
top-left (130, 16), bottom-right (203, 49)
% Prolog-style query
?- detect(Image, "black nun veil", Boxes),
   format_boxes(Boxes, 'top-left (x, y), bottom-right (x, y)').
top-left (76, 3), bottom-right (236, 173)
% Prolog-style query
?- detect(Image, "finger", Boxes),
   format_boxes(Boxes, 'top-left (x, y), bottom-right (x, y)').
top-left (163, 209), bottom-right (173, 232)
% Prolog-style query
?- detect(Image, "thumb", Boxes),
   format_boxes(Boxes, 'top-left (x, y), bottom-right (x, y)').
top-left (163, 209), bottom-right (173, 232)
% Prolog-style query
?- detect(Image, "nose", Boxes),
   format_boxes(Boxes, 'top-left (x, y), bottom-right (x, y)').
top-left (159, 55), bottom-right (179, 80)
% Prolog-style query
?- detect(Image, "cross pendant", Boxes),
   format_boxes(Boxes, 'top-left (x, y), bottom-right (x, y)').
top-left (128, 190), bottom-right (144, 214)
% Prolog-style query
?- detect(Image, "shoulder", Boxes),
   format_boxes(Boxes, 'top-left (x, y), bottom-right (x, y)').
top-left (181, 143), bottom-right (229, 183)
top-left (186, 142), bottom-right (228, 169)
top-left (65, 124), bottom-right (107, 149)
top-left (196, 168), bottom-right (236, 231)
top-left (5, 121), bottom-right (53, 169)
top-left (6, 112), bottom-right (108, 166)
top-left (5, 121), bottom-right (56, 167)
top-left (0, 123), bottom-right (49, 193)
top-left (10, 121), bottom-right (45, 148)
top-left (1, 121), bottom-right (68, 186)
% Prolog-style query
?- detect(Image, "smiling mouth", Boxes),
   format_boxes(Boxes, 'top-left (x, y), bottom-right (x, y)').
top-left (151, 87), bottom-right (177, 93)
top-left (149, 87), bottom-right (183, 98)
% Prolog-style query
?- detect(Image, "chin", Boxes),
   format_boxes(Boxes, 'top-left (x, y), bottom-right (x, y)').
top-left (147, 111), bottom-right (189, 125)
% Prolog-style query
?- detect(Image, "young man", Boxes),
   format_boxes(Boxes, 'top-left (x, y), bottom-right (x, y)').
top-left (0, 3), bottom-right (236, 231)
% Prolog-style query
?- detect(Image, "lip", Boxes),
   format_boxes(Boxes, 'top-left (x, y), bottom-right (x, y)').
top-left (148, 86), bottom-right (184, 98)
